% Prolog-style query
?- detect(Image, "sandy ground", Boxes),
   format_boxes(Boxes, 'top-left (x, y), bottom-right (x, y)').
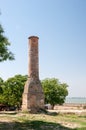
top-left (49, 109), bottom-right (86, 114)
top-left (0, 110), bottom-right (86, 129)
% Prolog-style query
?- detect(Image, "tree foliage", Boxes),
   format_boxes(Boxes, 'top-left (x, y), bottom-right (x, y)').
top-left (0, 77), bottom-right (4, 93)
top-left (41, 78), bottom-right (68, 109)
top-left (0, 77), bottom-right (5, 103)
top-left (0, 24), bottom-right (14, 62)
top-left (0, 75), bottom-right (27, 107)
top-left (0, 76), bottom-right (68, 110)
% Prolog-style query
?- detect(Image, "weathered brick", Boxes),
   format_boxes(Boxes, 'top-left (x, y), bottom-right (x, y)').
top-left (22, 36), bottom-right (44, 113)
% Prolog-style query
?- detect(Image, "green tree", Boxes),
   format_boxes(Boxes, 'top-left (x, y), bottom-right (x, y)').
top-left (0, 77), bottom-right (6, 104)
top-left (0, 24), bottom-right (14, 62)
top-left (41, 78), bottom-right (68, 109)
top-left (0, 77), bottom-right (4, 93)
top-left (2, 75), bottom-right (27, 107)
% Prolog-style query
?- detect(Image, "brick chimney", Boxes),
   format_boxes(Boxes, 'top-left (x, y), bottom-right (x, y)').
top-left (22, 36), bottom-right (44, 113)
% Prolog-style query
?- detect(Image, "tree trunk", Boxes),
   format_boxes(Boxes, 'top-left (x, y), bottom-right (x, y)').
top-left (51, 104), bottom-right (54, 110)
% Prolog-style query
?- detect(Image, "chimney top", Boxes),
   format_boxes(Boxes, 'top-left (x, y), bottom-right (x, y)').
top-left (28, 36), bottom-right (39, 39)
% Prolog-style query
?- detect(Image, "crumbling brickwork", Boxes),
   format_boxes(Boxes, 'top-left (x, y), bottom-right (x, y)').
top-left (22, 36), bottom-right (44, 113)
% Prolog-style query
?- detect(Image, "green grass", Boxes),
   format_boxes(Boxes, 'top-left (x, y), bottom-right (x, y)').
top-left (0, 111), bottom-right (86, 130)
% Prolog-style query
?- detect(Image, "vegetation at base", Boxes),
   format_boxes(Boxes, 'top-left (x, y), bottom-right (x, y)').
top-left (0, 76), bottom-right (68, 109)
top-left (0, 75), bottom-right (28, 108)
top-left (42, 78), bottom-right (68, 109)
top-left (0, 112), bottom-right (86, 130)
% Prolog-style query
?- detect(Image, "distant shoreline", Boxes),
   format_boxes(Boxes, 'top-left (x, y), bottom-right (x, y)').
top-left (65, 97), bottom-right (86, 104)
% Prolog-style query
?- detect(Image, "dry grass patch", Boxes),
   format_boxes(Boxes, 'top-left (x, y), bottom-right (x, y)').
top-left (0, 111), bottom-right (86, 130)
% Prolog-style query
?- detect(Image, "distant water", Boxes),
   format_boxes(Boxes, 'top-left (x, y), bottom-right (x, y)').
top-left (65, 97), bottom-right (86, 104)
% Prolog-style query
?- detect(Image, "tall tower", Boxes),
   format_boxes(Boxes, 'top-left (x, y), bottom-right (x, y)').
top-left (22, 36), bottom-right (44, 113)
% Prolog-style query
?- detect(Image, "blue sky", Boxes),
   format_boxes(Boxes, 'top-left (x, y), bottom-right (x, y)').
top-left (0, 0), bottom-right (86, 97)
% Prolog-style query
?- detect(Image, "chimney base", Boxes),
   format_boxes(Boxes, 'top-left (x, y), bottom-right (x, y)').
top-left (22, 78), bottom-right (44, 113)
